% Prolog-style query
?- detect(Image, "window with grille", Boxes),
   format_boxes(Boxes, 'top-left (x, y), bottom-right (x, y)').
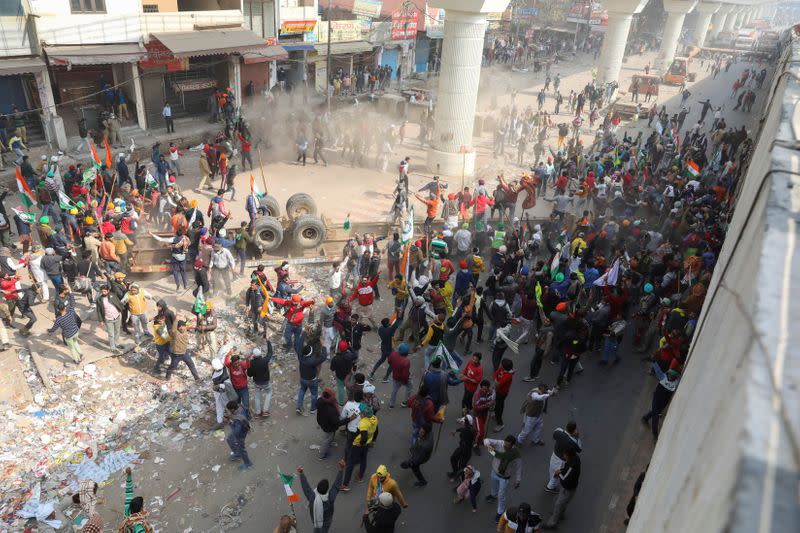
top-left (142, 4), bottom-right (159, 13)
top-left (70, 0), bottom-right (106, 13)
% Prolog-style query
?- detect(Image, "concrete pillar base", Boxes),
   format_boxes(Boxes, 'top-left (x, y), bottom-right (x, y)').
top-left (45, 115), bottom-right (68, 151)
top-left (427, 146), bottom-right (476, 177)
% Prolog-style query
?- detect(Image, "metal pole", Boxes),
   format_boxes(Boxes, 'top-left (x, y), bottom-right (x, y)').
top-left (326, 0), bottom-right (332, 112)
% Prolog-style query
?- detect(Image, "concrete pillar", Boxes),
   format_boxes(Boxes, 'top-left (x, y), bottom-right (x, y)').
top-left (131, 63), bottom-right (147, 131)
top-left (732, 8), bottom-right (745, 29)
top-left (708, 4), bottom-right (732, 42)
top-left (229, 56), bottom-right (242, 107)
top-left (655, 0), bottom-right (698, 71)
top-left (426, 0), bottom-right (511, 176)
top-left (34, 66), bottom-right (67, 150)
top-left (723, 6), bottom-right (740, 32)
top-left (596, 0), bottom-right (650, 86)
top-left (693, 2), bottom-right (720, 47)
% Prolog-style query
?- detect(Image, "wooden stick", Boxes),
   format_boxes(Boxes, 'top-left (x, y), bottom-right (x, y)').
top-left (256, 148), bottom-right (268, 196)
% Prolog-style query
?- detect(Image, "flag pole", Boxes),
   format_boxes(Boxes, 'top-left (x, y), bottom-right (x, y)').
top-left (257, 148), bottom-right (268, 195)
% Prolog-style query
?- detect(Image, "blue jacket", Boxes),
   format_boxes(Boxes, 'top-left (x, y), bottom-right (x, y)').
top-left (229, 414), bottom-right (250, 441)
top-left (454, 269), bottom-right (472, 294)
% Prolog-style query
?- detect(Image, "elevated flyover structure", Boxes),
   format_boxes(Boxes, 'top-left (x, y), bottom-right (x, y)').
top-left (629, 36), bottom-right (800, 533)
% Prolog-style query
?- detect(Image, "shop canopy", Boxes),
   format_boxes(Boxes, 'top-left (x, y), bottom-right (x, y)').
top-left (45, 44), bottom-right (147, 66)
top-left (242, 45), bottom-right (289, 63)
top-left (151, 28), bottom-right (270, 58)
top-left (0, 56), bottom-right (46, 76)
top-left (313, 41), bottom-right (375, 57)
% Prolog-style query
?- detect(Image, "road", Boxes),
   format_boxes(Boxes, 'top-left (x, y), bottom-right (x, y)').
top-left (3, 46), bottom-right (773, 532)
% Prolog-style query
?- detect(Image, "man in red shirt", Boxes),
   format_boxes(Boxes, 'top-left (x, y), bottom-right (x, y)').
top-left (237, 133), bottom-right (253, 170)
top-left (388, 343), bottom-right (412, 408)
top-left (224, 351), bottom-right (251, 418)
top-left (459, 352), bottom-right (484, 410)
top-left (437, 255), bottom-right (455, 283)
top-left (348, 275), bottom-right (379, 327)
top-left (271, 294), bottom-right (315, 355)
top-left (492, 358), bottom-right (515, 432)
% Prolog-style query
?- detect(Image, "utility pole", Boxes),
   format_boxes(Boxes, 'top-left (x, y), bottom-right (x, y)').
top-left (399, 0), bottom-right (413, 91)
top-left (326, 0), bottom-right (332, 111)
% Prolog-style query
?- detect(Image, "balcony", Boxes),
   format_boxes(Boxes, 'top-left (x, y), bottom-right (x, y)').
top-left (35, 10), bottom-right (244, 46)
top-left (0, 15), bottom-right (37, 57)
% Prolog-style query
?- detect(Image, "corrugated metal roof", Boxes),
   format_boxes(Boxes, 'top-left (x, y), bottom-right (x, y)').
top-left (0, 56), bottom-right (46, 76)
top-left (313, 41), bottom-right (376, 56)
top-left (151, 29), bottom-right (269, 58)
top-left (242, 45), bottom-right (289, 63)
top-left (45, 44), bottom-right (147, 66)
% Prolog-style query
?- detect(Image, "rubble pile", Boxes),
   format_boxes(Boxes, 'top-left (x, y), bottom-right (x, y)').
top-left (0, 266), bottom-right (335, 530)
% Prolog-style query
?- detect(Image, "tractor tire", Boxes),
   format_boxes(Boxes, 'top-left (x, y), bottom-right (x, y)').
top-left (292, 214), bottom-right (326, 249)
top-left (285, 193), bottom-right (317, 219)
top-left (253, 216), bottom-right (284, 252)
top-left (261, 194), bottom-right (281, 218)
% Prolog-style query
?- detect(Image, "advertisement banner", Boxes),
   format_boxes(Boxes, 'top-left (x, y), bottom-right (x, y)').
top-left (317, 19), bottom-right (363, 43)
top-left (391, 10), bottom-right (418, 40)
top-left (517, 6), bottom-right (539, 18)
top-left (280, 19), bottom-right (317, 34)
top-left (139, 40), bottom-right (187, 71)
top-left (352, 0), bottom-right (383, 18)
top-left (566, 0), bottom-right (592, 23)
top-left (425, 5), bottom-right (445, 38)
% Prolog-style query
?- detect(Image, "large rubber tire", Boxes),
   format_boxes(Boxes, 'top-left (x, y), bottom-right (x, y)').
top-left (292, 214), bottom-right (326, 249)
top-left (253, 216), bottom-right (284, 252)
top-left (260, 194), bottom-right (281, 218)
top-left (285, 193), bottom-right (317, 219)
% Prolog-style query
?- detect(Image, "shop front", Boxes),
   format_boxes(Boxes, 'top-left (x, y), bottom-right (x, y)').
top-left (44, 44), bottom-right (147, 135)
top-left (139, 29), bottom-right (271, 126)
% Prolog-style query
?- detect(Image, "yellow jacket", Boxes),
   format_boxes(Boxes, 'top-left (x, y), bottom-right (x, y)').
top-left (366, 474), bottom-right (406, 507)
top-left (124, 290), bottom-right (148, 315)
top-left (152, 324), bottom-right (170, 346)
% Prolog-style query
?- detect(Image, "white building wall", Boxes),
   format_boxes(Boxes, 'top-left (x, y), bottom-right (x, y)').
top-left (30, 0), bottom-right (244, 45)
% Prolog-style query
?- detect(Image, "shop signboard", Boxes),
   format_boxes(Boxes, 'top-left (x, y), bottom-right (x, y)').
top-left (566, 0), bottom-right (593, 23)
top-left (517, 6), bottom-right (540, 18)
top-left (391, 10), bottom-right (418, 40)
top-left (280, 19), bottom-right (317, 35)
top-left (139, 40), bottom-right (187, 71)
top-left (352, 0), bottom-right (383, 18)
top-left (425, 5), bottom-right (445, 38)
top-left (317, 19), bottom-right (363, 43)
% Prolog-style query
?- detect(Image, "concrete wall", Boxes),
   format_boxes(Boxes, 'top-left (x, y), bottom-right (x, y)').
top-left (629, 39), bottom-right (800, 533)
top-left (0, 16), bottom-right (35, 56)
top-left (31, 0), bottom-right (244, 45)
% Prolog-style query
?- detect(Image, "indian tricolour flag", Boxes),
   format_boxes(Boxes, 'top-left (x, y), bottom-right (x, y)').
top-left (279, 471), bottom-right (300, 503)
top-left (686, 160), bottom-right (701, 179)
top-left (15, 166), bottom-right (36, 208)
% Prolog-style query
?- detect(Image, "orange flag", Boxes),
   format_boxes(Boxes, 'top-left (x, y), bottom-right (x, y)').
top-left (104, 137), bottom-right (113, 168)
top-left (89, 141), bottom-right (102, 167)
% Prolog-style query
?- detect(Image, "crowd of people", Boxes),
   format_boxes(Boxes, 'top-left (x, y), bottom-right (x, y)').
top-left (3, 31), bottom-right (772, 533)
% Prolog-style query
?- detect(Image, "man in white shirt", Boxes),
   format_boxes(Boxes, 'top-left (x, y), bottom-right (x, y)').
top-left (341, 395), bottom-right (362, 456)
top-left (209, 243), bottom-right (235, 295)
top-left (453, 224), bottom-right (472, 258)
top-left (162, 102), bottom-right (174, 133)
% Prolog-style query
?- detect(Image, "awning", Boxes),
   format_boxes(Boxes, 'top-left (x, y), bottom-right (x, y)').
top-left (0, 56), bottom-right (46, 76)
top-left (281, 44), bottom-right (316, 52)
top-left (313, 41), bottom-right (375, 57)
top-left (45, 44), bottom-right (147, 66)
top-left (151, 29), bottom-right (270, 58)
top-left (242, 45), bottom-right (289, 63)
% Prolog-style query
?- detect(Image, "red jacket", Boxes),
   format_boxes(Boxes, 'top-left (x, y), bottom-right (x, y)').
top-left (349, 277), bottom-right (378, 306)
top-left (388, 351), bottom-right (411, 383)
top-left (0, 278), bottom-right (19, 301)
top-left (471, 194), bottom-right (494, 214)
top-left (409, 393), bottom-right (435, 425)
top-left (462, 360), bottom-right (483, 393)
top-left (493, 367), bottom-right (514, 395)
top-left (271, 298), bottom-right (314, 325)
top-left (224, 354), bottom-right (250, 389)
top-left (238, 134), bottom-right (252, 153)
